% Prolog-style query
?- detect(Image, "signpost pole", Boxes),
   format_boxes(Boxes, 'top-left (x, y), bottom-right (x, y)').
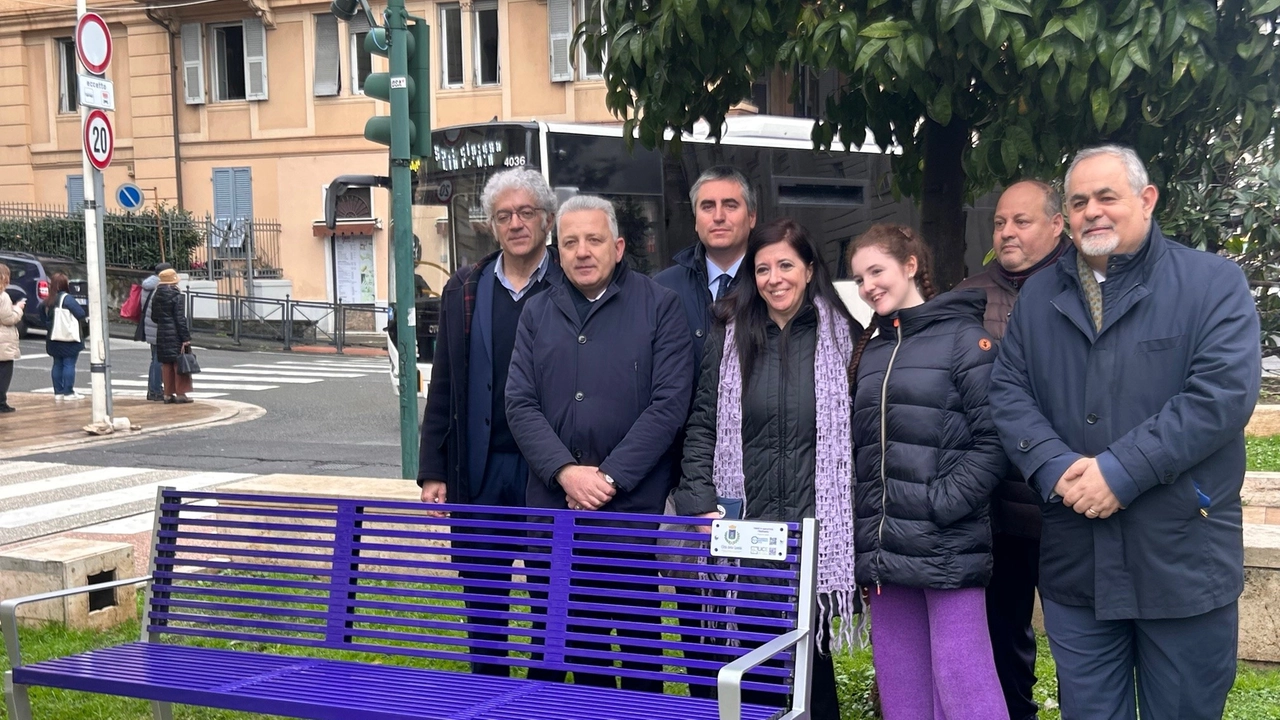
top-left (77, 0), bottom-right (111, 423)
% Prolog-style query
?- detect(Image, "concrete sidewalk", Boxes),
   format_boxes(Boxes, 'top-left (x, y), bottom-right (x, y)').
top-left (0, 391), bottom-right (262, 460)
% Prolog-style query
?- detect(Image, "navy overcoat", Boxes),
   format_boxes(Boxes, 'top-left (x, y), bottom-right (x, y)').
top-left (988, 224), bottom-right (1261, 620)
top-left (506, 262), bottom-right (694, 515)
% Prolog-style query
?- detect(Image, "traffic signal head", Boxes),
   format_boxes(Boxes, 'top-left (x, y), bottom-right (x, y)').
top-left (361, 21), bottom-right (431, 158)
top-left (329, 0), bottom-right (363, 22)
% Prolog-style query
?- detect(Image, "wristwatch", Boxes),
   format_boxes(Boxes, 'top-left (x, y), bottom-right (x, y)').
top-left (602, 474), bottom-right (616, 487)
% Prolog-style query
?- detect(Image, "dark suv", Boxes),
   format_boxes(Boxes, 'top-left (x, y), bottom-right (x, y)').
top-left (0, 251), bottom-right (89, 338)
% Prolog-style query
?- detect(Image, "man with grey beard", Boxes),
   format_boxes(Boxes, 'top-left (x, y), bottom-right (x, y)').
top-left (988, 145), bottom-right (1260, 720)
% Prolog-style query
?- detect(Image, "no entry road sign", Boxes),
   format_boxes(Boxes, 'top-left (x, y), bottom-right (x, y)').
top-left (75, 13), bottom-right (112, 76)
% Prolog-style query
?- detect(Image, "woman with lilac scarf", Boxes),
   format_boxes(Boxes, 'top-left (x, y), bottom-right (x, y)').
top-left (671, 218), bottom-right (860, 720)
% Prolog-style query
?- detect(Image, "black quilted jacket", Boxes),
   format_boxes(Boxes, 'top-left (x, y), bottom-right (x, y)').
top-left (852, 289), bottom-right (1008, 590)
top-left (149, 284), bottom-right (190, 363)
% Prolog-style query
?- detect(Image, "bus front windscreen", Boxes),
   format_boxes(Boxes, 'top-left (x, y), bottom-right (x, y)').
top-left (414, 124), bottom-right (541, 277)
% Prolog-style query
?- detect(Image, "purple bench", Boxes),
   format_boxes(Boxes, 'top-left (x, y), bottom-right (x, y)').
top-left (3, 488), bottom-right (819, 720)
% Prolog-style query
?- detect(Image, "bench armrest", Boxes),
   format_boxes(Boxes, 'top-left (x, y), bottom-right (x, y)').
top-left (2, 575), bottom-right (152, 669)
top-left (716, 627), bottom-right (809, 720)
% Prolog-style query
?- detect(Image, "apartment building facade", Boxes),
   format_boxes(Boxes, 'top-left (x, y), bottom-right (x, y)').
top-left (0, 0), bottom-right (662, 304)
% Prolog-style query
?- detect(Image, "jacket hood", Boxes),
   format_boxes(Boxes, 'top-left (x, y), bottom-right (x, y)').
top-left (874, 288), bottom-right (987, 335)
top-left (142, 275), bottom-right (160, 291)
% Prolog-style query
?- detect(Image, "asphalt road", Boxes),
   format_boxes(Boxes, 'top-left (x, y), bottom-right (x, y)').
top-left (8, 336), bottom-right (421, 478)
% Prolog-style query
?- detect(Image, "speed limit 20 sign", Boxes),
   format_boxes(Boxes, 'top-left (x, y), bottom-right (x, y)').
top-left (83, 109), bottom-right (114, 170)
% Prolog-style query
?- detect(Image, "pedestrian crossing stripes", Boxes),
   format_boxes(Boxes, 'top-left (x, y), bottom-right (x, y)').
top-left (0, 461), bottom-right (254, 545)
top-left (27, 358), bottom-right (388, 399)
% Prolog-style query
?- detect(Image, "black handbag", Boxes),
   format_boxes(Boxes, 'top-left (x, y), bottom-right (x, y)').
top-left (177, 348), bottom-right (201, 375)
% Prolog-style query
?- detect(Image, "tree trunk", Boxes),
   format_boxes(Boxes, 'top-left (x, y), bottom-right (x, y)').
top-left (919, 119), bottom-right (969, 291)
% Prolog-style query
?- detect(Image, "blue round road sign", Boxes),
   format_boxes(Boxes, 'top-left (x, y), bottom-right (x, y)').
top-left (116, 183), bottom-right (144, 211)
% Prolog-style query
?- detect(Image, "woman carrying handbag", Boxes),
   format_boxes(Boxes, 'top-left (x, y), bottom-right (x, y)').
top-left (41, 272), bottom-right (87, 402)
top-left (150, 268), bottom-right (194, 403)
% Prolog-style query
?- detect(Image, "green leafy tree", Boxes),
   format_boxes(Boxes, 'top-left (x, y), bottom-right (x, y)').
top-left (592, 0), bottom-right (1280, 287)
top-left (1163, 126), bottom-right (1280, 355)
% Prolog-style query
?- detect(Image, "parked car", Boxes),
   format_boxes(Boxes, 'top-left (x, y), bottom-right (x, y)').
top-left (0, 251), bottom-right (89, 337)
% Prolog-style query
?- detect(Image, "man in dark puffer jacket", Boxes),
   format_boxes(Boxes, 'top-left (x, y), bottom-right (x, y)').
top-left (955, 180), bottom-right (1069, 720)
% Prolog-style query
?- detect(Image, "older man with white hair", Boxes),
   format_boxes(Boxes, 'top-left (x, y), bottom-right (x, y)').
top-left (988, 146), bottom-right (1261, 720)
top-left (416, 167), bottom-right (562, 677)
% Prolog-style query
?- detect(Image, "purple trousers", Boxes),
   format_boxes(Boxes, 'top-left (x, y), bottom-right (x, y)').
top-left (870, 584), bottom-right (1009, 720)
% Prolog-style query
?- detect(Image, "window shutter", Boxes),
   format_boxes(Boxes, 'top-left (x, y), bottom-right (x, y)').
top-left (547, 0), bottom-right (572, 82)
top-left (66, 175), bottom-right (84, 214)
top-left (233, 168), bottom-right (254, 220)
top-left (243, 17), bottom-right (269, 101)
top-left (180, 23), bottom-right (206, 105)
top-left (314, 14), bottom-right (340, 97)
top-left (348, 13), bottom-right (370, 34)
top-left (230, 168), bottom-right (253, 249)
top-left (212, 168), bottom-right (232, 248)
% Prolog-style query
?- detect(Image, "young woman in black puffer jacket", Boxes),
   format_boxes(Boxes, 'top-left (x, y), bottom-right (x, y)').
top-left (847, 224), bottom-right (1009, 720)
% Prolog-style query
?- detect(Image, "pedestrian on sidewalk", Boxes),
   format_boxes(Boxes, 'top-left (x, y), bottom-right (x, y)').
top-left (41, 272), bottom-right (86, 402)
top-left (133, 263), bottom-right (171, 401)
top-left (151, 268), bottom-right (193, 404)
top-left (0, 262), bottom-right (25, 413)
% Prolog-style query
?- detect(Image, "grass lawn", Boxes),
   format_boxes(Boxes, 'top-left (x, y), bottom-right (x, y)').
top-left (4, 610), bottom-right (1280, 719)
top-left (1247, 434), bottom-right (1280, 472)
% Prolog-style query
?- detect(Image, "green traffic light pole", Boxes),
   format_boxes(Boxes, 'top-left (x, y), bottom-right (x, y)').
top-left (331, 0), bottom-right (428, 480)
top-left (385, 0), bottom-right (419, 481)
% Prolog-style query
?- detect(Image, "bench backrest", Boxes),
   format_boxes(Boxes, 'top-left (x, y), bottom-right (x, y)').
top-left (146, 488), bottom-right (817, 696)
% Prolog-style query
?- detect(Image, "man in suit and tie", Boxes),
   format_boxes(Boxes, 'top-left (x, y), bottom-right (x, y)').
top-left (656, 166), bottom-right (758, 370)
top-left (417, 167), bottom-right (562, 676)
top-left (653, 167), bottom-right (758, 696)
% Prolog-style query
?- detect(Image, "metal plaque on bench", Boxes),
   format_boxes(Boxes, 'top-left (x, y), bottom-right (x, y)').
top-left (709, 519), bottom-right (789, 561)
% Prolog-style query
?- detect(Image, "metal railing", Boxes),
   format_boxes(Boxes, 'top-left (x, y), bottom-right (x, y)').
top-left (0, 203), bottom-right (282, 297)
top-left (184, 290), bottom-right (387, 353)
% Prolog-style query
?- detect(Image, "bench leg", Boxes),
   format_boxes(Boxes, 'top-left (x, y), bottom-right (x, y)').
top-left (151, 701), bottom-right (174, 720)
top-left (4, 670), bottom-right (33, 720)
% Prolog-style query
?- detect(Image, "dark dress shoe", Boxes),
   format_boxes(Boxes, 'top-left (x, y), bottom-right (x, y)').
top-left (147, 392), bottom-right (165, 402)
top-left (164, 396), bottom-right (176, 404)
top-left (175, 395), bottom-right (193, 404)
top-left (0, 404), bottom-right (14, 413)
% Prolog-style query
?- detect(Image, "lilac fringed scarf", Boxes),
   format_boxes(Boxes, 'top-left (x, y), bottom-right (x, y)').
top-left (712, 296), bottom-right (858, 651)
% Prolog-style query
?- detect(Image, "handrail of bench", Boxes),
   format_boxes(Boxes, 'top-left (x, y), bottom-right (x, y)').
top-left (1, 576), bottom-right (153, 669)
top-left (717, 627), bottom-right (811, 720)
top-left (715, 514), bottom-right (820, 720)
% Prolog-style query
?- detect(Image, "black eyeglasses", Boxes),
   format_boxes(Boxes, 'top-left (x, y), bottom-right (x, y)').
top-left (492, 207), bottom-right (545, 226)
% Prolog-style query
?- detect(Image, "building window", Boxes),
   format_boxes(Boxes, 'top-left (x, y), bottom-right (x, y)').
top-left (576, 0), bottom-right (604, 80)
top-left (440, 3), bottom-right (463, 88)
top-left (314, 14), bottom-right (341, 97)
top-left (66, 175), bottom-right (84, 213)
top-left (211, 23), bottom-right (247, 101)
top-left (57, 38), bottom-right (78, 113)
top-left (473, 1), bottom-right (499, 86)
top-left (351, 28), bottom-right (372, 93)
top-left (212, 167), bottom-right (253, 252)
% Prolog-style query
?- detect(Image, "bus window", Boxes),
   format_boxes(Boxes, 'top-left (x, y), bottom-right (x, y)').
top-left (775, 177), bottom-right (866, 207)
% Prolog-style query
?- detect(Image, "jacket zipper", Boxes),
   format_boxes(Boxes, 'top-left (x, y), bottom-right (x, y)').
top-left (875, 318), bottom-right (903, 593)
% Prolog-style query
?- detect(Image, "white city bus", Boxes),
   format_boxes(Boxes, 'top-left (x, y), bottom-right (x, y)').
top-left (393, 115), bottom-right (963, 396)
